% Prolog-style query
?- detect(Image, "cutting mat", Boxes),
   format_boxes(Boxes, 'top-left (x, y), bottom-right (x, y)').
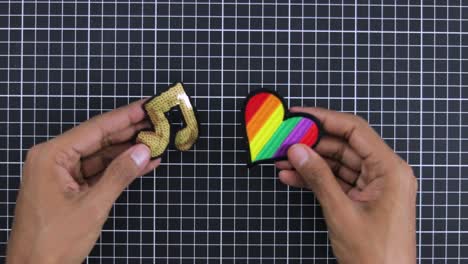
top-left (0, 1), bottom-right (467, 263)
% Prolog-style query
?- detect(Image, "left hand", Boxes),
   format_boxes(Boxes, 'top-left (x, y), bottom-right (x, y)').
top-left (6, 99), bottom-right (160, 264)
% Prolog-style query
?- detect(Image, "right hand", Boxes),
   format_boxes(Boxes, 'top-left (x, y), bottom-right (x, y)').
top-left (276, 107), bottom-right (417, 264)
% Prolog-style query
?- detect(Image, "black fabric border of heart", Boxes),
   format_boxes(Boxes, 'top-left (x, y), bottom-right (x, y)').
top-left (135, 81), bottom-right (201, 160)
top-left (241, 88), bottom-right (323, 168)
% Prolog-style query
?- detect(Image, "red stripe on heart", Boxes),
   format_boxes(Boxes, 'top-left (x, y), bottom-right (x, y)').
top-left (244, 92), bottom-right (270, 124)
top-left (299, 123), bottom-right (319, 146)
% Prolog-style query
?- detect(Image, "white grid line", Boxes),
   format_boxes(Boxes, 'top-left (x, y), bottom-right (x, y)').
top-left (300, 1), bottom-right (304, 261)
top-left (287, 1), bottom-right (291, 262)
top-left (139, 1), bottom-right (143, 261)
top-left (219, 2), bottom-right (224, 262)
top-left (6, 0), bottom-right (10, 235)
top-left (432, 3), bottom-right (435, 260)
top-left (313, 3), bottom-right (317, 259)
top-left (419, 2), bottom-right (425, 261)
top-left (247, 1), bottom-right (250, 261)
top-left (166, 2), bottom-right (171, 261)
top-left (192, 0), bottom-right (197, 261)
top-left (445, 2), bottom-right (449, 260)
top-left (113, 1), bottom-right (117, 259)
top-left (233, 1), bottom-right (237, 261)
top-left (179, 3), bottom-right (184, 262)
top-left (458, 1), bottom-right (462, 262)
top-left (206, 2), bottom-right (210, 261)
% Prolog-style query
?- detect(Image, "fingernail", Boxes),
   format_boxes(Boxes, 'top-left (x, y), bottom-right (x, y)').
top-left (289, 144), bottom-right (309, 167)
top-left (130, 144), bottom-right (150, 167)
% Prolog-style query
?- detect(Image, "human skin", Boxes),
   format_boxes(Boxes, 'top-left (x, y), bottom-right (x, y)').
top-left (276, 107), bottom-right (417, 264)
top-left (6, 103), bottom-right (416, 263)
top-left (6, 99), bottom-right (161, 263)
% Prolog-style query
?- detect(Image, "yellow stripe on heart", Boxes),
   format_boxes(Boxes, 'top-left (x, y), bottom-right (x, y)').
top-left (249, 104), bottom-right (284, 160)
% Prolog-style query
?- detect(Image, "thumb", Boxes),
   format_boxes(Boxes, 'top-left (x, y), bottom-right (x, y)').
top-left (288, 144), bottom-right (352, 216)
top-left (89, 144), bottom-right (151, 207)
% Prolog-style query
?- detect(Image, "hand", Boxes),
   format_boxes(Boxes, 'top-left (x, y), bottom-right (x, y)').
top-left (276, 107), bottom-right (417, 264)
top-left (7, 99), bottom-right (160, 264)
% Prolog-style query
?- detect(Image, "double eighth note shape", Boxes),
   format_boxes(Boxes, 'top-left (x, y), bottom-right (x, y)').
top-left (137, 83), bottom-right (199, 158)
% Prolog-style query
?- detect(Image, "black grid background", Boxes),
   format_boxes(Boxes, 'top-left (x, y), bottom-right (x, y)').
top-left (1, 1), bottom-right (468, 263)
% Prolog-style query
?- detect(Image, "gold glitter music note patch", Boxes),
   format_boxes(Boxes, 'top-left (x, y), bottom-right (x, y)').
top-left (137, 82), bottom-right (199, 158)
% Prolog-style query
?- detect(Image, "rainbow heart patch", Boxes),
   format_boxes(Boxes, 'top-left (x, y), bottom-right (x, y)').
top-left (243, 89), bottom-right (322, 166)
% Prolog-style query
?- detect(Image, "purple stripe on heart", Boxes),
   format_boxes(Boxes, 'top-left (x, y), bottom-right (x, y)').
top-left (273, 118), bottom-right (314, 158)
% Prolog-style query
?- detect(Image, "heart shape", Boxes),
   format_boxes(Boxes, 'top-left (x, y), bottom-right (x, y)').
top-left (243, 89), bottom-right (322, 167)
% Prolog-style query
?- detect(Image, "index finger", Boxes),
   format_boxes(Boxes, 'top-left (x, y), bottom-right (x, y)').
top-left (52, 98), bottom-right (148, 157)
top-left (291, 107), bottom-right (392, 159)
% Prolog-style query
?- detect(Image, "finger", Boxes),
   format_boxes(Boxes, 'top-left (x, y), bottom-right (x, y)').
top-left (291, 107), bottom-right (392, 159)
top-left (81, 143), bottom-right (132, 178)
top-left (336, 177), bottom-right (353, 194)
top-left (86, 171), bottom-right (103, 187)
top-left (288, 144), bottom-right (353, 218)
top-left (99, 119), bottom-right (152, 148)
top-left (355, 175), bottom-right (368, 191)
top-left (80, 119), bottom-right (151, 178)
top-left (53, 98), bottom-right (148, 158)
top-left (86, 144), bottom-right (151, 209)
top-left (324, 158), bottom-right (360, 186)
top-left (347, 178), bottom-right (384, 202)
top-left (278, 170), bottom-right (306, 189)
top-left (86, 157), bottom-right (160, 187)
top-left (316, 136), bottom-right (362, 172)
top-left (275, 160), bottom-right (293, 170)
